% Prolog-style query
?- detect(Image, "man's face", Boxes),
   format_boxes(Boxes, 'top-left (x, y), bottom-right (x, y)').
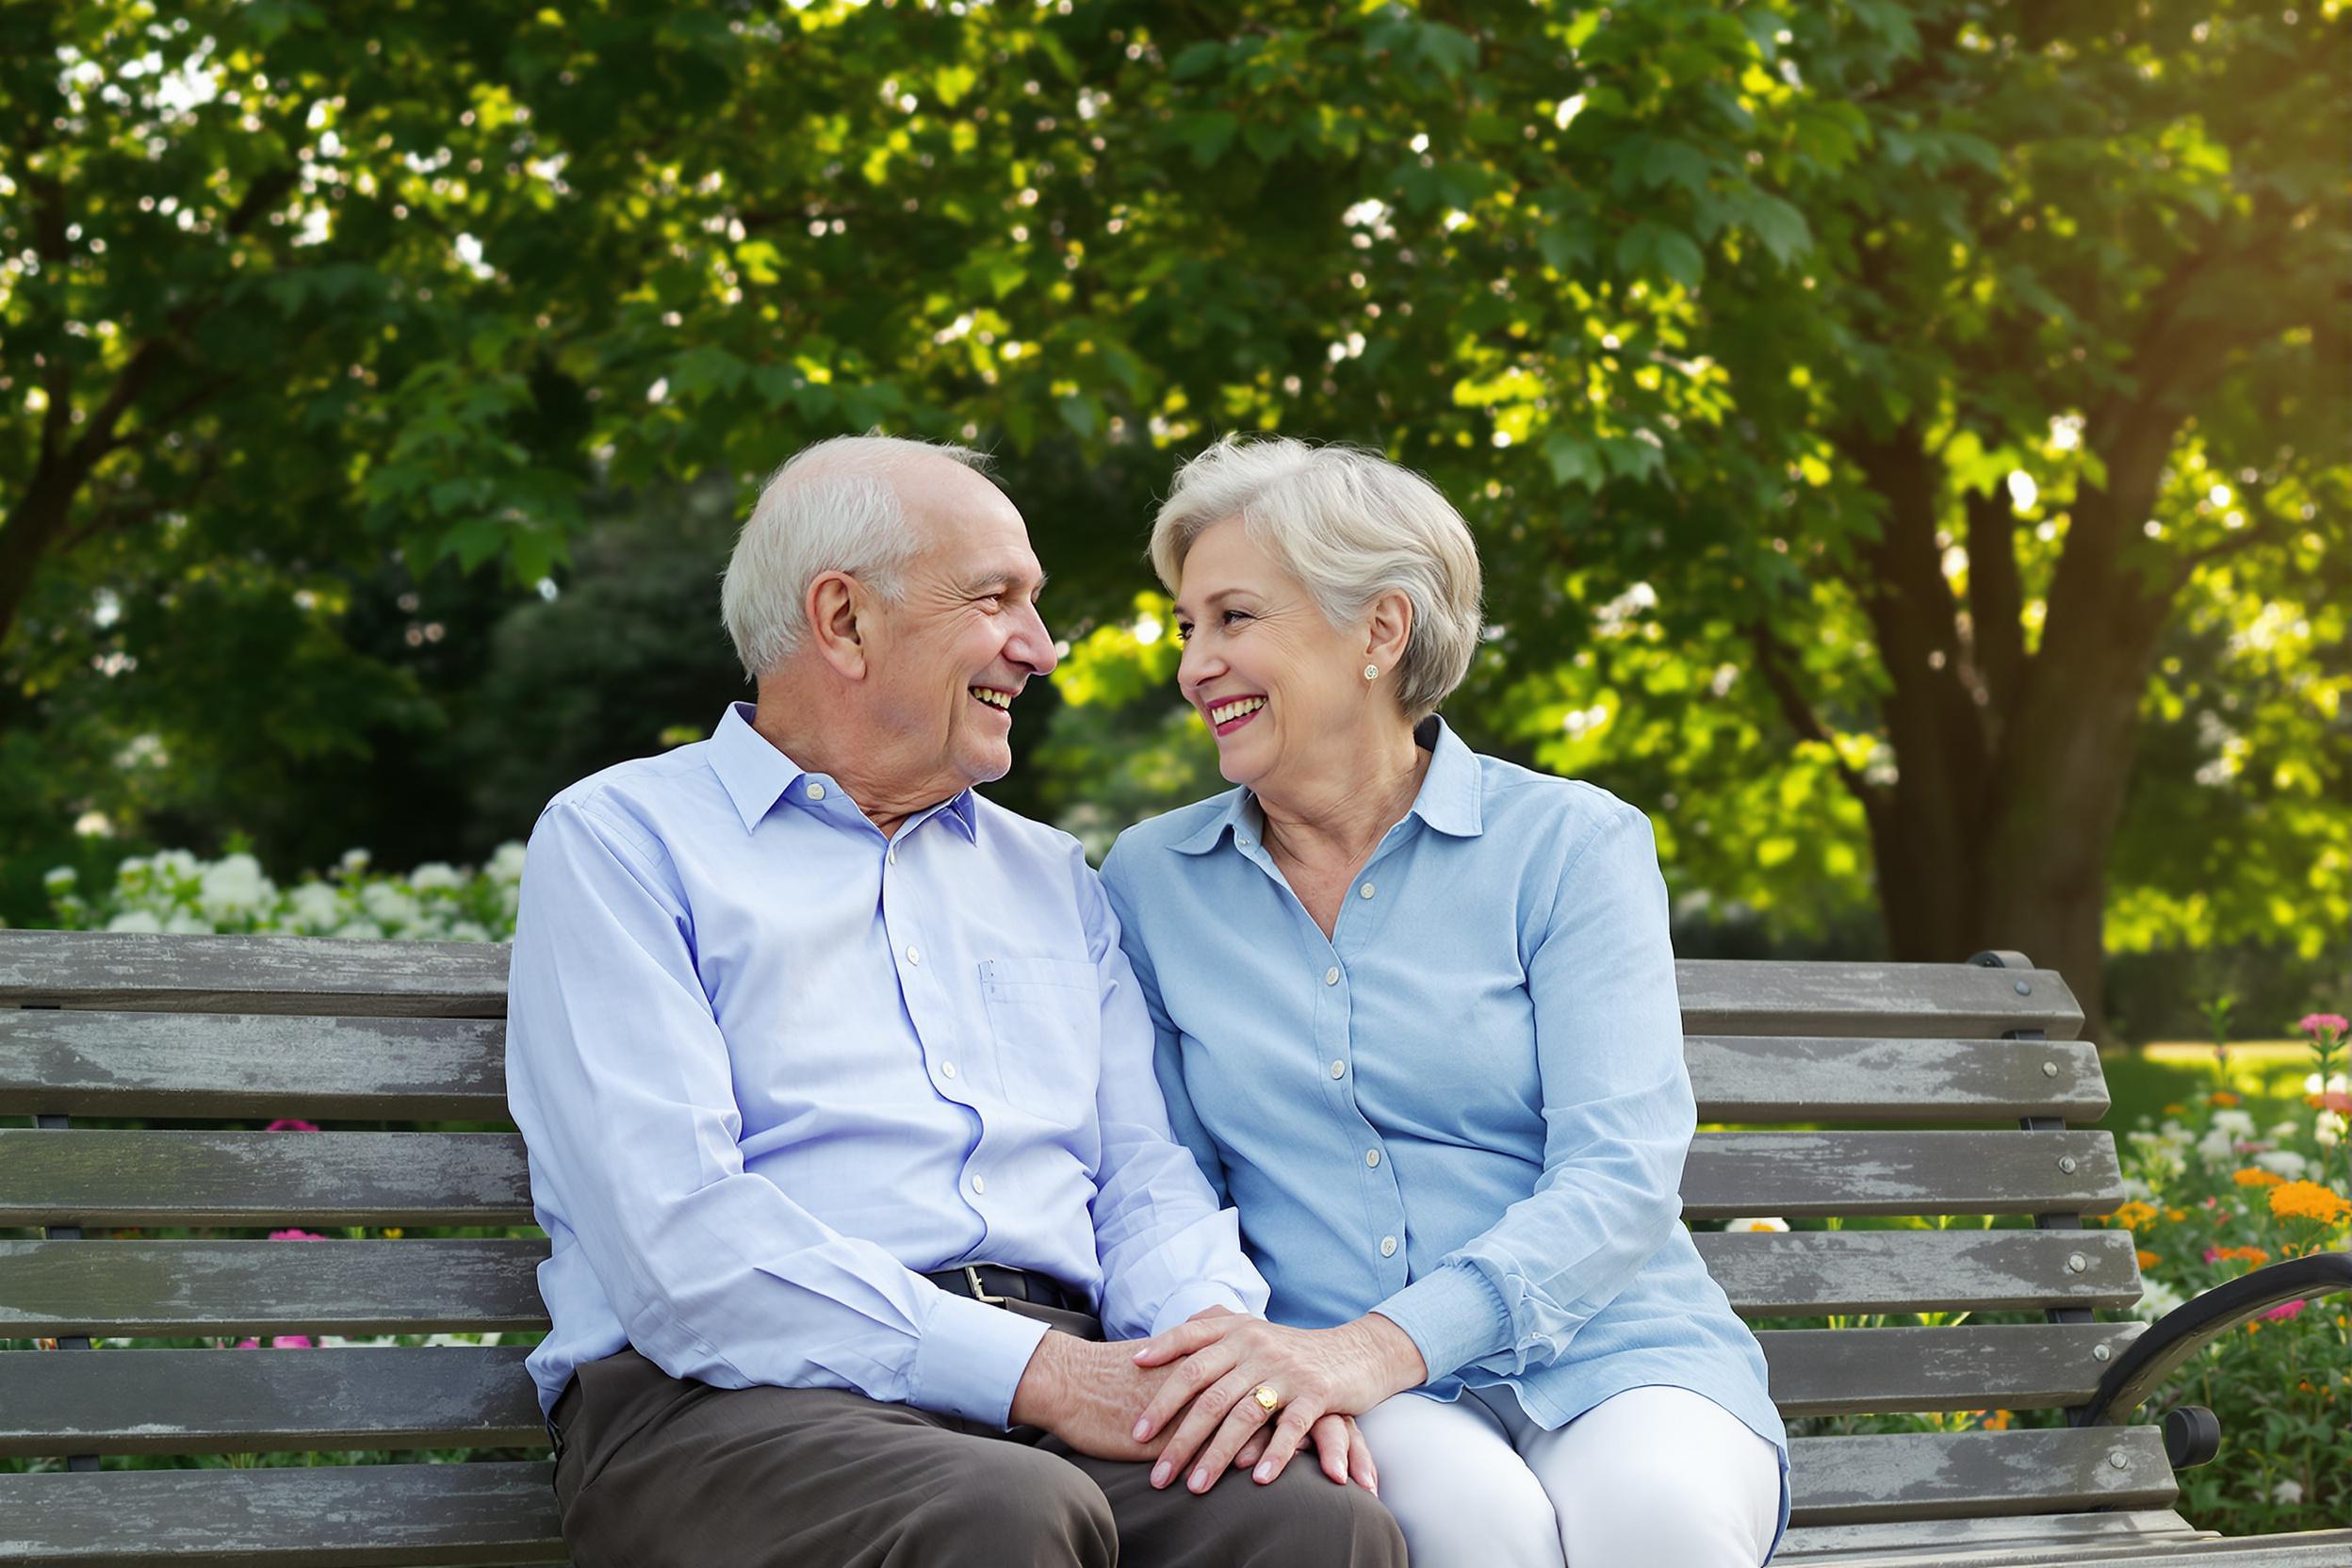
top-left (859, 460), bottom-right (1057, 799)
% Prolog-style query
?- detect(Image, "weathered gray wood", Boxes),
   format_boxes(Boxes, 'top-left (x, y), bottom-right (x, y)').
top-left (1695, 1228), bottom-right (2144, 1315)
top-left (1777, 1508), bottom-right (2213, 1562)
top-left (1688, 1036), bottom-right (2107, 1122)
top-left (0, 931), bottom-right (509, 1018)
top-left (0, 1239), bottom-right (548, 1337)
top-left (0, 1462), bottom-right (564, 1565)
top-left (1782, 1520), bottom-right (2352, 1568)
top-left (0, 1011), bottom-right (509, 1119)
top-left (0, 1128), bottom-right (2117, 1228)
top-left (1675, 960), bottom-right (2083, 1041)
top-left (0, 1130), bottom-right (531, 1228)
top-left (1682, 1131), bottom-right (2122, 1218)
top-left (1759, 1323), bottom-right (2145, 1416)
top-left (1788, 1428), bottom-right (2176, 1526)
top-left (2, 932), bottom-right (2081, 1038)
top-left (0, 1346), bottom-right (545, 1457)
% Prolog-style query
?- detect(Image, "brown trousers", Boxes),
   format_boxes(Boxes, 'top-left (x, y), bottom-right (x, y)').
top-left (550, 1302), bottom-right (1407, 1568)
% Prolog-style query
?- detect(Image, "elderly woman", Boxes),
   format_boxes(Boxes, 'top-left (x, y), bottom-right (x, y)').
top-left (1098, 437), bottom-right (1788, 1567)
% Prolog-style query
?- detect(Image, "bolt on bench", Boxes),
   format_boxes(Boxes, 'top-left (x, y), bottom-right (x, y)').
top-left (3, 932), bottom-right (2347, 1565)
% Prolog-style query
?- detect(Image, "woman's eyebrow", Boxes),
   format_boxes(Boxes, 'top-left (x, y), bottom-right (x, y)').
top-left (1172, 587), bottom-right (1247, 617)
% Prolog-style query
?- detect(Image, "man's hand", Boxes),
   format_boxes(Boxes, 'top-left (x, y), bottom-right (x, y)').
top-left (1009, 1330), bottom-right (1190, 1462)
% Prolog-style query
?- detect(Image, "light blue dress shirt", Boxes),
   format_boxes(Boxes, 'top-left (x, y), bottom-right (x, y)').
top-left (1101, 720), bottom-right (1788, 1531)
top-left (507, 701), bottom-right (1267, 1427)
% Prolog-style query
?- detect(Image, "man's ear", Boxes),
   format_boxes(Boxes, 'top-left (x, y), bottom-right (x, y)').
top-left (805, 570), bottom-right (870, 680)
top-left (1365, 589), bottom-right (1413, 672)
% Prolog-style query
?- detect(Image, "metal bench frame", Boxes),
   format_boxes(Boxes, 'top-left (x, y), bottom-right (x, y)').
top-left (2, 932), bottom-right (2346, 1566)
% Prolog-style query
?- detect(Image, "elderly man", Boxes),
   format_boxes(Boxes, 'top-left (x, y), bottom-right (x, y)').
top-left (506, 435), bottom-right (1404, 1568)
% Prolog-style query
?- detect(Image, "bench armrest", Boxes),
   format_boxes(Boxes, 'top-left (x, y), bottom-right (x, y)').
top-left (2073, 1251), bottom-right (2352, 1429)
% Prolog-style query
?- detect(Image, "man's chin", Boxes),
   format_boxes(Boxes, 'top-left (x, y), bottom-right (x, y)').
top-left (957, 739), bottom-right (1015, 787)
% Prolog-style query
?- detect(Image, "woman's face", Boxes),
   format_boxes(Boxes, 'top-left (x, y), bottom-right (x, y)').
top-left (1172, 517), bottom-right (1377, 793)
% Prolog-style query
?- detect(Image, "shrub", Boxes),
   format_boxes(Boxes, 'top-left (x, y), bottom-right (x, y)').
top-left (41, 842), bottom-right (524, 942)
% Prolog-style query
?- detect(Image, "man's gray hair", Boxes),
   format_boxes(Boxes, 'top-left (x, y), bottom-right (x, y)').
top-left (721, 434), bottom-right (991, 679)
top-left (1150, 436), bottom-right (1483, 721)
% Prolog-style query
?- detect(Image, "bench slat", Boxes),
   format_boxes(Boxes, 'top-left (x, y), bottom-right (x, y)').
top-left (1694, 1228), bottom-right (2144, 1315)
top-left (1760, 1323), bottom-right (2144, 1416)
top-left (1775, 1508), bottom-right (2213, 1563)
top-left (1689, 1037), bottom-right (2107, 1123)
top-left (0, 1347), bottom-right (545, 1457)
top-left (0, 1323), bottom-right (2145, 1458)
top-left (4, 933), bottom-right (2082, 1038)
top-left (0, 1128), bottom-right (2119, 1228)
top-left (0, 1012), bottom-right (508, 1119)
top-left (0, 1240), bottom-right (548, 1336)
top-left (0, 1462), bottom-right (564, 1566)
top-left (1780, 1527), bottom-right (2352, 1568)
top-left (1, 1012), bottom-right (2109, 1125)
top-left (0, 932), bottom-right (510, 1019)
top-left (1787, 1428), bottom-right (2175, 1526)
top-left (0, 1130), bottom-right (531, 1227)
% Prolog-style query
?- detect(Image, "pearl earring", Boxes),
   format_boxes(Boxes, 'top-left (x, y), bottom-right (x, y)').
top-left (1364, 664), bottom-right (1379, 681)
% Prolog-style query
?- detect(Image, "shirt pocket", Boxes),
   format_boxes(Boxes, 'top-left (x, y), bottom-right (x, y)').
top-left (979, 956), bottom-right (1102, 1127)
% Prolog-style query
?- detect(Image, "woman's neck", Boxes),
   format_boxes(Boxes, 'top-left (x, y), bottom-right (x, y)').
top-left (1254, 721), bottom-right (1430, 874)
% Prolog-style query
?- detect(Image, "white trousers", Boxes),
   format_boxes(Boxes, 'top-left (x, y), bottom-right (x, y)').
top-left (1355, 1384), bottom-right (1782, 1568)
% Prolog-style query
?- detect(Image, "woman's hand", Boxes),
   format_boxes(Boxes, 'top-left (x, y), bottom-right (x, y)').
top-left (1127, 1314), bottom-right (1425, 1492)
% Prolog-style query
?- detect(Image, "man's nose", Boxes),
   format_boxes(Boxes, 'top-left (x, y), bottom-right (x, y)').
top-left (1010, 600), bottom-right (1058, 676)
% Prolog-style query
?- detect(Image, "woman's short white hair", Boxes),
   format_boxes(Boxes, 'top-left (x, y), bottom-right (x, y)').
top-left (1151, 436), bottom-right (1483, 720)
top-left (720, 434), bottom-right (990, 679)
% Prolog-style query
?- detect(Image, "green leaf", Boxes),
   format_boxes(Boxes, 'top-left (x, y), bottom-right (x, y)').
top-left (1616, 220), bottom-right (1706, 288)
top-left (1537, 225), bottom-right (1594, 272)
top-left (1544, 433), bottom-right (1606, 490)
top-left (933, 65), bottom-right (977, 106)
top-left (1173, 111), bottom-right (1240, 168)
top-left (1740, 193), bottom-right (1813, 265)
top-left (1642, 139), bottom-right (1711, 197)
top-left (1056, 393), bottom-right (1101, 440)
top-left (1418, 23), bottom-right (1479, 80)
top-left (1169, 41), bottom-right (1225, 82)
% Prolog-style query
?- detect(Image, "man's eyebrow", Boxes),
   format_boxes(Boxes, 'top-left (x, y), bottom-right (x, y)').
top-left (963, 567), bottom-right (1049, 596)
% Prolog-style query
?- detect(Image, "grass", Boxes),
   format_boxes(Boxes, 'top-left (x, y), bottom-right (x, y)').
top-left (2103, 1038), bottom-right (2328, 1131)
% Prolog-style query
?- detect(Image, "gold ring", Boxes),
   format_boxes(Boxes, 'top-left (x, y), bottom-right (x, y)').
top-left (1252, 1384), bottom-right (1281, 1413)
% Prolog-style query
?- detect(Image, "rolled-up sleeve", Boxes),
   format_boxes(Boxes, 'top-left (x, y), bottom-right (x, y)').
top-left (1077, 850), bottom-right (1268, 1339)
top-left (1374, 804), bottom-right (1692, 1381)
top-left (506, 799), bottom-right (1047, 1426)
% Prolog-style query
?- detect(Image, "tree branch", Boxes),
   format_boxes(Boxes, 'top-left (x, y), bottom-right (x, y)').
top-left (1745, 618), bottom-right (1880, 812)
top-left (1961, 484), bottom-right (2024, 715)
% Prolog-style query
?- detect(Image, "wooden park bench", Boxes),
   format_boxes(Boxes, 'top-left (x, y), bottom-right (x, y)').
top-left (3, 930), bottom-right (2348, 1565)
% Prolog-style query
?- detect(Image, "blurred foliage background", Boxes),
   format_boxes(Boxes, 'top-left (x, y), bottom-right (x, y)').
top-left (2, 0), bottom-right (2346, 1043)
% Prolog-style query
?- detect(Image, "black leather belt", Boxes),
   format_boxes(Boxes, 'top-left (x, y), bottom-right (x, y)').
top-left (923, 1264), bottom-right (1086, 1315)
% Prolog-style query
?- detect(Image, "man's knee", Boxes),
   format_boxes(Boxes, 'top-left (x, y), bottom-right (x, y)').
top-left (1196, 1469), bottom-right (1406, 1568)
top-left (900, 1443), bottom-right (1117, 1568)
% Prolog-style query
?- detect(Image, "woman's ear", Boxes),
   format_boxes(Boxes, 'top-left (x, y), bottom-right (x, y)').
top-left (1365, 589), bottom-right (1413, 673)
top-left (805, 570), bottom-right (869, 680)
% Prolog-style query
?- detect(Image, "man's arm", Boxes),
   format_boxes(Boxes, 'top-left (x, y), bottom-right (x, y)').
top-left (506, 798), bottom-right (1046, 1426)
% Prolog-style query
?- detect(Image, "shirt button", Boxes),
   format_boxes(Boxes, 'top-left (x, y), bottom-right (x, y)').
top-left (1324, 967), bottom-right (1340, 986)
top-left (1365, 1149), bottom-right (1381, 1168)
top-left (939, 1060), bottom-right (956, 1080)
top-left (971, 1175), bottom-right (987, 1195)
top-left (1330, 1059), bottom-right (1347, 1080)
top-left (906, 945), bottom-right (921, 966)
top-left (806, 782), bottom-right (825, 802)
top-left (1360, 882), bottom-right (1376, 899)
top-left (887, 848), bottom-right (897, 866)
top-left (1380, 1235), bottom-right (1398, 1258)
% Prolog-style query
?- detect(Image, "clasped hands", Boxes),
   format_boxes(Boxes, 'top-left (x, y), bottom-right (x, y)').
top-left (1010, 1306), bottom-right (1427, 1497)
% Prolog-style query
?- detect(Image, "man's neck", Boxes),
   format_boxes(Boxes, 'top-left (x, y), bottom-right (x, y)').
top-left (748, 686), bottom-right (952, 842)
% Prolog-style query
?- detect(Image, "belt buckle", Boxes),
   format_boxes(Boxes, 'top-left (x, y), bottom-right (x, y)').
top-left (963, 1265), bottom-right (1010, 1306)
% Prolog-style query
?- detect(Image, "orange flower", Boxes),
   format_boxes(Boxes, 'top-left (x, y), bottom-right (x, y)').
top-left (2233, 1168), bottom-right (2286, 1187)
top-left (2212, 1091), bottom-right (2241, 1106)
top-left (2164, 1102), bottom-right (2187, 1116)
top-left (2136, 1250), bottom-right (2161, 1270)
top-left (2205, 1246), bottom-right (2271, 1267)
top-left (2113, 1200), bottom-right (2160, 1229)
top-left (2164, 1207), bottom-right (2188, 1222)
top-left (1979, 1410), bottom-right (2013, 1431)
top-left (2269, 1180), bottom-right (2352, 1226)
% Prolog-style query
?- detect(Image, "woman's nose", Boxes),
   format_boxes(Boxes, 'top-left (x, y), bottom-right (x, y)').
top-left (1177, 635), bottom-right (1221, 692)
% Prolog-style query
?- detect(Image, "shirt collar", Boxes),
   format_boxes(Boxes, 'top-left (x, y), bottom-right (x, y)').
top-left (706, 702), bottom-right (977, 841)
top-left (1168, 714), bottom-right (1483, 857)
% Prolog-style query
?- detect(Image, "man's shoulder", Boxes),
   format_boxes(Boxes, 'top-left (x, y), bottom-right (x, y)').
top-left (536, 743), bottom-right (723, 856)
top-left (968, 791), bottom-right (1089, 869)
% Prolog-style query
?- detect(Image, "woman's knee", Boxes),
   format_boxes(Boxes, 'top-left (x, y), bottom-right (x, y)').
top-left (1379, 1455), bottom-right (1559, 1568)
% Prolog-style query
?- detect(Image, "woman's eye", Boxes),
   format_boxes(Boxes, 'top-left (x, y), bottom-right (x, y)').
top-left (1174, 622), bottom-right (1194, 644)
top-left (1222, 609), bottom-right (1251, 626)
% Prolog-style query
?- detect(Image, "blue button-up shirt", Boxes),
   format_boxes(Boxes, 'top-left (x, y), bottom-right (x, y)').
top-left (1100, 721), bottom-right (1787, 1500)
top-left (507, 702), bottom-right (1266, 1427)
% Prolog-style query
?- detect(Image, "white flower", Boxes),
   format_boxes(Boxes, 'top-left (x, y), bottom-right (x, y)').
top-left (2268, 1121), bottom-right (2304, 1141)
top-left (2307, 1071), bottom-right (2351, 1096)
top-left (2195, 1129), bottom-right (2236, 1165)
top-left (2132, 1278), bottom-right (2186, 1320)
top-left (359, 883), bottom-right (419, 928)
top-left (338, 848), bottom-right (371, 873)
top-left (286, 882), bottom-right (345, 932)
top-left (446, 921), bottom-right (491, 944)
top-left (2118, 1176), bottom-right (2154, 1200)
top-left (409, 861), bottom-right (463, 890)
top-left (487, 841), bottom-right (528, 884)
top-left (163, 910), bottom-right (216, 935)
top-left (330, 920), bottom-right (385, 940)
top-left (105, 909), bottom-right (164, 934)
top-left (2212, 1110), bottom-right (2257, 1137)
top-left (2318, 1113), bottom-right (2346, 1149)
top-left (2272, 1478), bottom-right (2304, 1506)
top-left (198, 853), bottom-right (275, 921)
top-left (152, 849), bottom-right (201, 881)
top-left (42, 866), bottom-right (75, 890)
top-left (2254, 1150), bottom-right (2309, 1180)
top-left (1723, 1217), bottom-right (1789, 1233)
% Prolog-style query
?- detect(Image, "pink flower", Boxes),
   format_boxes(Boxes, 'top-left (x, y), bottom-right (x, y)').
top-left (2204, 1248), bottom-right (2223, 1264)
top-left (233, 1335), bottom-right (316, 1349)
top-left (268, 1229), bottom-right (327, 1242)
top-left (265, 1119), bottom-right (319, 1133)
top-left (2299, 1013), bottom-right (2349, 1037)
top-left (2262, 1299), bottom-right (2307, 1323)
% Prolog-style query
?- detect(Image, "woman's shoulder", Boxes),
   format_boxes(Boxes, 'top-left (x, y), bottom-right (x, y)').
top-left (1098, 788), bottom-right (1248, 890)
top-left (1467, 748), bottom-right (1652, 839)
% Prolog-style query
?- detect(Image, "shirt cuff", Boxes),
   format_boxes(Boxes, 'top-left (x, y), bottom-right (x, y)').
top-left (907, 1292), bottom-right (1054, 1429)
top-left (1373, 1263), bottom-right (1512, 1384)
top-left (1148, 1281), bottom-right (1252, 1338)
